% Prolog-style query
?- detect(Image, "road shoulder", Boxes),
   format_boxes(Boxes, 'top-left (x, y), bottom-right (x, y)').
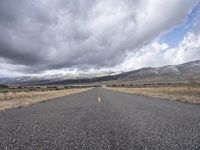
top-left (0, 88), bottom-right (92, 112)
top-left (104, 87), bottom-right (200, 104)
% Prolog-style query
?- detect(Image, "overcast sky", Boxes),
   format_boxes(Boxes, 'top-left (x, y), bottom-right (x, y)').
top-left (0, 0), bottom-right (200, 77)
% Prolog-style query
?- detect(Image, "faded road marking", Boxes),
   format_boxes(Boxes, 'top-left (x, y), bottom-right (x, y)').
top-left (97, 97), bottom-right (102, 102)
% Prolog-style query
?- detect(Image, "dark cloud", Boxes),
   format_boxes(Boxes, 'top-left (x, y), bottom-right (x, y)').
top-left (0, 0), bottom-right (198, 75)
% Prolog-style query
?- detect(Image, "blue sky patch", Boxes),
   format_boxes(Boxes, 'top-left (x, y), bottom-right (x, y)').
top-left (159, 1), bottom-right (200, 48)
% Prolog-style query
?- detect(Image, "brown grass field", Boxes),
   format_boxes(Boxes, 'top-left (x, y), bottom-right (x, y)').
top-left (0, 88), bottom-right (92, 111)
top-left (106, 84), bottom-right (200, 104)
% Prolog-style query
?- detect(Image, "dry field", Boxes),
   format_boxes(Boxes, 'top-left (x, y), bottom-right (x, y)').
top-left (0, 88), bottom-right (92, 111)
top-left (106, 85), bottom-right (200, 104)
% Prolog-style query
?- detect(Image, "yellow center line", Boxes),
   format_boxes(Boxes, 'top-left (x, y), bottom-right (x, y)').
top-left (97, 96), bottom-right (102, 102)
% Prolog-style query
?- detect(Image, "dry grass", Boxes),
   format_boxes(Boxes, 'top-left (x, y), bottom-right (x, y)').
top-left (0, 91), bottom-right (48, 100)
top-left (0, 88), bottom-right (92, 111)
top-left (106, 86), bottom-right (200, 104)
top-left (0, 89), bottom-right (90, 101)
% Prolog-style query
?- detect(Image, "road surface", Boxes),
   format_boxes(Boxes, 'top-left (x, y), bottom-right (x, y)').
top-left (0, 88), bottom-right (200, 149)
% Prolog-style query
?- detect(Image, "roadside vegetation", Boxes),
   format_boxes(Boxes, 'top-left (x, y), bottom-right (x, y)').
top-left (0, 85), bottom-right (92, 101)
top-left (0, 85), bottom-right (92, 111)
top-left (106, 83), bottom-right (200, 104)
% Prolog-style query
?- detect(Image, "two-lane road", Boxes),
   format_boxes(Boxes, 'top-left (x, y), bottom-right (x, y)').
top-left (0, 88), bottom-right (200, 149)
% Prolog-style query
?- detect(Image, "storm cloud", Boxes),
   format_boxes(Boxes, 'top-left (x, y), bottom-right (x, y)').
top-left (0, 0), bottom-right (198, 76)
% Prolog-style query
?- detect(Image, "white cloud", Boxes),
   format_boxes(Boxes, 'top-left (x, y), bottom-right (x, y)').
top-left (119, 31), bottom-right (200, 71)
top-left (0, 30), bottom-right (199, 78)
top-left (0, 0), bottom-right (198, 77)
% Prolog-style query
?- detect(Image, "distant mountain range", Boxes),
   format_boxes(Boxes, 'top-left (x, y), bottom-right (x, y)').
top-left (0, 60), bottom-right (200, 85)
top-left (113, 60), bottom-right (200, 84)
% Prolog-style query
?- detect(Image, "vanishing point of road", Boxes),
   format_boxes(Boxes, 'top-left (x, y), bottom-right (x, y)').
top-left (0, 88), bottom-right (200, 149)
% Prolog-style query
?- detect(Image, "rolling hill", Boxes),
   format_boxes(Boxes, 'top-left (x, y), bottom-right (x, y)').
top-left (0, 60), bottom-right (200, 85)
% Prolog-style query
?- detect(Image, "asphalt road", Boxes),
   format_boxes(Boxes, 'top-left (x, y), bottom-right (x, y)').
top-left (0, 88), bottom-right (200, 150)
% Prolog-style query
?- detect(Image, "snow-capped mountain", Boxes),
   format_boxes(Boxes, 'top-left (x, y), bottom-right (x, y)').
top-left (116, 60), bottom-right (200, 83)
top-left (0, 60), bottom-right (200, 85)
